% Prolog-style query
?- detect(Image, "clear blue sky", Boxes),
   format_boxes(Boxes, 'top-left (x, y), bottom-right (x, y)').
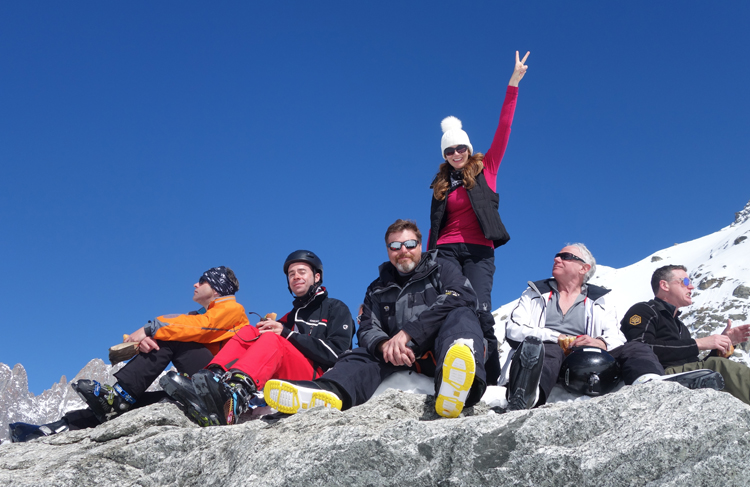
top-left (2, 2), bottom-right (748, 395)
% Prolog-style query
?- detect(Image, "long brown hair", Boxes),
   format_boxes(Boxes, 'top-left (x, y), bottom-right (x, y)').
top-left (432, 152), bottom-right (485, 201)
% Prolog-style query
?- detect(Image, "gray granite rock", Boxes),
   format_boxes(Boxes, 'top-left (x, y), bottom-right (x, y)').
top-left (2, 382), bottom-right (750, 486)
top-left (733, 285), bottom-right (750, 299)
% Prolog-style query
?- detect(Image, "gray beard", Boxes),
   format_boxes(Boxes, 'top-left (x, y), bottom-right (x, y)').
top-left (396, 260), bottom-right (417, 273)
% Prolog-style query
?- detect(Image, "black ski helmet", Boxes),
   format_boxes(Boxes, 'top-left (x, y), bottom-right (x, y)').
top-left (559, 348), bottom-right (621, 396)
top-left (283, 250), bottom-right (323, 290)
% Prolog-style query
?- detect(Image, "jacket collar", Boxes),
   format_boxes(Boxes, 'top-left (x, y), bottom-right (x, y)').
top-left (292, 285), bottom-right (327, 310)
top-left (208, 295), bottom-right (237, 309)
top-left (528, 278), bottom-right (610, 301)
top-left (377, 250), bottom-right (438, 287)
top-left (653, 297), bottom-right (680, 318)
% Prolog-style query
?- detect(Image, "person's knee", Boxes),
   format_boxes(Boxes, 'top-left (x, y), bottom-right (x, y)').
top-left (446, 307), bottom-right (483, 335)
top-left (235, 324), bottom-right (261, 341)
top-left (621, 340), bottom-right (650, 354)
top-left (446, 306), bottom-right (475, 321)
top-left (256, 332), bottom-right (282, 345)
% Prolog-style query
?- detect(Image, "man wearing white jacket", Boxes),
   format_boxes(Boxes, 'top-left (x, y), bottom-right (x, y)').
top-left (503, 244), bottom-right (670, 411)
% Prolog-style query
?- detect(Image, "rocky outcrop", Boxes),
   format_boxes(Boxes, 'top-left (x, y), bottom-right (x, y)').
top-left (733, 285), bottom-right (750, 299)
top-left (1, 382), bottom-right (749, 486)
top-left (732, 200), bottom-right (750, 227)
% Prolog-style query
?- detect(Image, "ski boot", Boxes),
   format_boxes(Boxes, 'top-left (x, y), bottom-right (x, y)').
top-left (9, 418), bottom-right (69, 443)
top-left (72, 380), bottom-right (135, 423)
top-left (506, 336), bottom-right (544, 411)
top-left (435, 341), bottom-right (476, 418)
top-left (159, 371), bottom-right (213, 427)
top-left (191, 369), bottom-right (256, 426)
top-left (263, 380), bottom-right (342, 415)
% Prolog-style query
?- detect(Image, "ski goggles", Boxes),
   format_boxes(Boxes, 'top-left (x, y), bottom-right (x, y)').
top-left (555, 252), bottom-right (586, 264)
top-left (388, 239), bottom-right (419, 251)
top-left (444, 145), bottom-right (469, 157)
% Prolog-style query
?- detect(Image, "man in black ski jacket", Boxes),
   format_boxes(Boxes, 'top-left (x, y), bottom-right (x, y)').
top-left (263, 219), bottom-right (487, 419)
top-left (621, 264), bottom-right (750, 404)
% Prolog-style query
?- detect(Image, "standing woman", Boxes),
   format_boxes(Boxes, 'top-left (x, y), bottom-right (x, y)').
top-left (428, 51), bottom-right (529, 385)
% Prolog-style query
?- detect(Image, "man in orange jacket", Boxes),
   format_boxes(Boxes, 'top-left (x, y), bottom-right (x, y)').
top-left (9, 266), bottom-right (248, 442)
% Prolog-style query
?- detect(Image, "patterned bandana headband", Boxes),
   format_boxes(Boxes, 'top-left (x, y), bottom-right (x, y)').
top-left (200, 266), bottom-right (238, 296)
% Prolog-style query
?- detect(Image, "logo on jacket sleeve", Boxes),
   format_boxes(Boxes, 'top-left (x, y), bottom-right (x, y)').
top-left (629, 315), bottom-right (642, 326)
top-left (445, 290), bottom-right (460, 297)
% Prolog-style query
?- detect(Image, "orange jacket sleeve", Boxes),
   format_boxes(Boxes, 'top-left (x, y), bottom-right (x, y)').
top-left (148, 296), bottom-right (249, 344)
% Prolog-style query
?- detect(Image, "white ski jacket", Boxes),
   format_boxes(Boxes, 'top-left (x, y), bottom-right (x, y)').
top-left (499, 278), bottom-right (625, 385)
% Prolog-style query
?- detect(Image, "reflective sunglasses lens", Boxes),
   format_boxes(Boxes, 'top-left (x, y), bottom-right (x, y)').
top-left (682, 277), bottom-right (691, 286)
top-left (389, 240), bottom-right (418, 251)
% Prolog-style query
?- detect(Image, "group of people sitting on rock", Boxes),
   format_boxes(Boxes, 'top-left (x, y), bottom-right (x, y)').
top-left (9, 51), bottom-right (750, 442)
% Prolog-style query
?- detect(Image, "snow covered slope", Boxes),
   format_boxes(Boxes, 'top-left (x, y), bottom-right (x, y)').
top-left (493, 199), bottom-right (750, 366)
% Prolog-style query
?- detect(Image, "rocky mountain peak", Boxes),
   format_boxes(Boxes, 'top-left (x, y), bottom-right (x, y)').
top-left (0, 359), bottom-right (130, 443)
top-left (732, 199), bottom-right (750, 227)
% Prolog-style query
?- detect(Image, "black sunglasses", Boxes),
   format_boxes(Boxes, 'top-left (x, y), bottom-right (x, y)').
top-left (444, 145), bottom-right (469, 157)
top-left (555, 252), bottom-right (586, 264)
top-left (388, 239), bottom-right (419, 251)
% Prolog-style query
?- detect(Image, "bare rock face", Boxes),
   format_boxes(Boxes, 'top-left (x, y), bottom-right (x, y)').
top-left (0, 364), bottom-right (36, 436)
top-left (732, 199), bottom-right (750, 227)
top-left (733, 285), bottom-right (750, 299)
top-left (2, 382), bottom-right (750, 486)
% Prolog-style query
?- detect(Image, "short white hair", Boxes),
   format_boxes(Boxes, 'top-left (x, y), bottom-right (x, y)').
top-left (567, 242), bottom-right (596, 283)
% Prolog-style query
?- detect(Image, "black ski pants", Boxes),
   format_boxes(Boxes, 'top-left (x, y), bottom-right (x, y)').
top-left (114, 340), bottom-right (213, 398)
top-left (537, 340), bottom-right (664, 405)
top-left (437, 243), bottom-right (501, 385)
top-left (321, 307), bottom-right (486, 410)
top-left (65, 340), bottom-right (213, 429)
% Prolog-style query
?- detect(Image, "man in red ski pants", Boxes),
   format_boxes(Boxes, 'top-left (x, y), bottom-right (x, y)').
top-left (161, 250), bottom-right (353, 426)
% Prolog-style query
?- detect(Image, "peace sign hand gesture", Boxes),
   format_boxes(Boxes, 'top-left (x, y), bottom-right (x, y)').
top-left (509, 50), bottom-right (530, 87)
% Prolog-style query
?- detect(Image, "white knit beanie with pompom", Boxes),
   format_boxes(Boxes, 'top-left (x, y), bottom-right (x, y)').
top-left (440, 116), bottom-right (473, 158)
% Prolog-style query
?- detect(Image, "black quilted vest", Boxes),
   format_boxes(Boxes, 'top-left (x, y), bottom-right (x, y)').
top-left (428, 170), bottom-right (510, 250)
